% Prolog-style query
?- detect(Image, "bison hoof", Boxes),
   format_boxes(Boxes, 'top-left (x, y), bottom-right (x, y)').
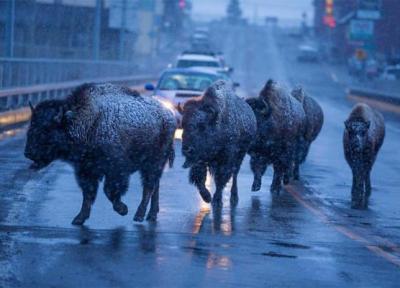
top-left (72, 215), bottom-right (87, 226)
top-left (113, 202), bottom-right (128, 216)
top-left (251, 180), bottom-right (261, 192)
top-left (351, 199), bottom-right (364, 210)
top-left (133, 214), bottom-right (145, 222)
top-left (200, 189), bottom-right (212, 203)
top-left (146, 213), bottom-right (157, 222)
top-left (270, 185), bottom-right (281, 195)
top-left (212, 196), bottom-right (222, 207)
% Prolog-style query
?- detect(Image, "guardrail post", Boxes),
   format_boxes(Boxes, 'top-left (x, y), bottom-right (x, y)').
top-left (5, 0), bottom-right (16, 58)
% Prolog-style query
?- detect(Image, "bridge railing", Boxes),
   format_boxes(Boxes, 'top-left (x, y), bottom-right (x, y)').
top-left (0, 74), bottom-right (155, 128)
top-left (0, 57), bottom-right (143, 89)
top-left (0, 74), bottom-right (154, 112)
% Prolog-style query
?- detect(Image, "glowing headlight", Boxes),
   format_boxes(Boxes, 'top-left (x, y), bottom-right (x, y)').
top-left (156, 97), bottom-right (176, 114)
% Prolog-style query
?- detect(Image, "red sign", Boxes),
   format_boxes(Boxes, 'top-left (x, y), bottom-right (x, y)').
top-left (324, 15), bottom-right (336, 28)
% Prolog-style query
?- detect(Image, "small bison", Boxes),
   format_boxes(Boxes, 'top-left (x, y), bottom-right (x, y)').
top-left (343, 103), bottom-right (385, 209)
top-left (291, 87), bottom-right (324, 180)
top-left (180, 80), bottom-right (256, 206)
top-left (25, 83), bottom-right (176, 225)
top-left (247, 80), bottom-right (306, 193)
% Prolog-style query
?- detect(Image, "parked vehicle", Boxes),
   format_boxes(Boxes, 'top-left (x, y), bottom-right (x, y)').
top-left (381, 65), bottom-right (400, 80)
top-left (297, 45), bottom-right (319, 62)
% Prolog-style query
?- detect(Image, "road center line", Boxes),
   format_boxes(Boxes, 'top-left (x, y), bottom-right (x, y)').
top-left (285, 185), bottom-right (400, 268)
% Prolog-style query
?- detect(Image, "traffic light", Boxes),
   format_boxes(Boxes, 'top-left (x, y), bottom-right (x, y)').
top-left (324, 0), bottom-right (336, 28)
top-left (179, 0), bottom-right (186, 9)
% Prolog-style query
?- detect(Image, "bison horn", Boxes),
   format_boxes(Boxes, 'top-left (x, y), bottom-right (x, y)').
top-left (53, 106), bottom-right (64, 124)
top-left (28, 101), bottom-right (34, 112)
top-left (202, 104), bottom-right (218, 123)
top-left (177, 103), bottom-right (184, 115)
top-left (64, 110), bottom-right (75, 120)
top-left (344, 120), bottom-right (350, 130)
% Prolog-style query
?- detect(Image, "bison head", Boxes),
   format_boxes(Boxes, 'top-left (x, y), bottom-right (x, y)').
top-left (344, 119), bottom-right (370, 152)
top-left (180, 99), bottom-right (220, 168)
top-left (25, 100), bottom-right (72, 170)
top-left (246, 97), bottom-right (271, 128)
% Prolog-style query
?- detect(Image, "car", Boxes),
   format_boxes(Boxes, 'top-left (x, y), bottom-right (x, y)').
top-left (176, 51), bottom-right (233, 75)
top-left (381, 65), bottom-right (400, 80)
top-left (144, 68), bottom-right (236, 127)
top-left (297, 44), bottom-right (319, 62)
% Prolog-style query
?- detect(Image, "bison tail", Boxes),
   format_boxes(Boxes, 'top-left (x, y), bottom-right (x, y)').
top-left (168, 144), bottom-right (175, 168)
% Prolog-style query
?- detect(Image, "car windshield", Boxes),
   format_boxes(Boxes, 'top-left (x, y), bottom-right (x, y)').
top-left (158, 72), bottom-right (221, 91)
top-left (177, 60), bottom-right (220, 68)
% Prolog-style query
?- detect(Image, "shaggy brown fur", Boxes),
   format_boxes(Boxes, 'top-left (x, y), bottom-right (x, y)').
top-left (343, 103), bottom-right (385, 209)
top-left (291, 87), bottom-right (324, 179)
top-left (247, 80), bottom-right (306, 193)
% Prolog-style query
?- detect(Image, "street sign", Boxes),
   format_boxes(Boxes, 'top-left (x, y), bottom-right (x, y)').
top-left (355, 48), bottom-right (367, 60)
top-left (349, 19), bottom-right (374, 41)
top-left (357, 0), bottom-right (381, 20)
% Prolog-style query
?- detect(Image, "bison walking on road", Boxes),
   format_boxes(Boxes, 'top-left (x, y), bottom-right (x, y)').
top-left (291, 87), bottom-right (324, 180)
top-left (247, 80), bottom-right (306, 194)
top-left (180, 80), bottom-right (257, 206)
top-left (25, 83), bottom-right (176, 225)
top-left (343, 103), bottom-right (385, 209)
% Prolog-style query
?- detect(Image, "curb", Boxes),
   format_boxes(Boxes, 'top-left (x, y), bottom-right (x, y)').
top-left (347, 89), bottom-right (400, 114)
top-left (348, 87), bottom-right (400, 106)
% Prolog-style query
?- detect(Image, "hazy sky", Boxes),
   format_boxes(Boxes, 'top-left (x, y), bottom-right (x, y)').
top-left (191, 0), bottom-right (314, 25)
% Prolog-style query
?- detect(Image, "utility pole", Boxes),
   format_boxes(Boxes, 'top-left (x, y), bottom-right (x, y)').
top-left (93, 0), bottom-right (101, 60)
top-left (119, 0), bottom-right (127, 60)
top-left (5, 0), bottom-right (16, 58)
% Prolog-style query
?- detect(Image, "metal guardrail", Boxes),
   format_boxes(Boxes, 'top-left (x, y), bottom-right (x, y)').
top-left (0, 57), bottom-right (141, 89)
top-left (0, 74), bottom-right (155, 114)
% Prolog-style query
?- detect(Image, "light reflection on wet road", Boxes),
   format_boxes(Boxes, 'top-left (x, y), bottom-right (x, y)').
top-left (1, 26), bottom-right (400, 287)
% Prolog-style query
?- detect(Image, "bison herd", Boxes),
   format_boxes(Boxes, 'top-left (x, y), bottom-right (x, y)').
top-left (24, 80), bottom-right (385, 225)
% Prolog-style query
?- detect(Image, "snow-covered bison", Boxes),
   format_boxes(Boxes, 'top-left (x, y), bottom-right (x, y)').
top-left (246, 80), bottom-right (306, 194)
top-left (291, 87), bottom-right (324, 180)
top-left (25, 83), bottom-right (176, 225)
top-left (180, 80), bottom-right (256, 206)
top-left (343, 103), bottom-right (385, 209)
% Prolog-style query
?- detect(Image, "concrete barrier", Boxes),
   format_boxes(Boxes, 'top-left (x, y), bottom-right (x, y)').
top-left (348, 87), bottom-right (400, 114)
top-left (348, 87), bottom-right (400, 106)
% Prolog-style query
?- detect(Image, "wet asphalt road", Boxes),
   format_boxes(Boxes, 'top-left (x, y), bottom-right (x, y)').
top-left (1, 26), bottom-right (400, 287)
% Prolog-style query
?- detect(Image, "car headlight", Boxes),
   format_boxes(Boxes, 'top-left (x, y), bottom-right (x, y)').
top-left (155, 97), bottom-right (176, 114)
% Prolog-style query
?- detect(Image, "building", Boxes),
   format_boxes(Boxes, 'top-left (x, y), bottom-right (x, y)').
top-left (313, 0), bottom-right (400, 61)
top-left (0, 0), bottom-right (167, 60)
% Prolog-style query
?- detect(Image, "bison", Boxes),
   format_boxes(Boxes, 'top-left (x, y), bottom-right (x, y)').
top-left (25, 83), bottom-right (176, 225)
top-left (291, 86), bottom-right (324, 180)
top-left (343, 103), bottom-right (385, 209)
top-left (180, 80), bottom-right (256, 206)
top-left (246, 80), bottom-right (306, 194)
